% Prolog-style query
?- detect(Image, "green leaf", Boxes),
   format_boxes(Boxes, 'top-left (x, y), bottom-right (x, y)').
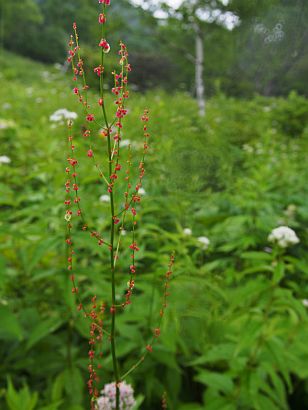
top-left (27, 237), bottom-right (59, 274)
top-left (189, 343), bottom-right (235, 366)
top-left (195, 371), bottom-right (234, 394)
top-left (6, 379), bottom-right (38, 410)
top-left (132, 394), bottom-right (145, 409)
top-left (239, 265), bottom-right (273, 277)
top-left (203, 391), bottom-right (237, 410)
top-left (0, 183), bottom-right (16, 206)
top-left (40, 401), bottom-right (63, 410)
top-left (63, 368), bottom-right (84, 404)
top-left (51, 372), bottom-right (65, 402)
top-left (273, 260), bottom-right (285, 284)
top-left (26, 316), bottom-right (64, 350)
top-left (0, 306), bottom-right (23, 341)
top-left (255, 394), bottom-right (281, 410)
top-left (152, 346), bottom-right (180, 371)
top-left (241, 251), bottom-right (273, 261)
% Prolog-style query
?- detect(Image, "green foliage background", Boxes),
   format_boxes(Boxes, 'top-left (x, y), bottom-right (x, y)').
top-left (0, 47), bottom-right (308, 409)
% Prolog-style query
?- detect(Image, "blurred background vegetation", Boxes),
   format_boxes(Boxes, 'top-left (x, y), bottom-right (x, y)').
top-left (1, 0), bottom-right (307, 96)
top-left (0, 0), bottom-right (308, 409)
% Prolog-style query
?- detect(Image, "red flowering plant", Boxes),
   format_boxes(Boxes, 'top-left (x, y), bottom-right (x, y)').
top-left (64, 1), bottom-right (174, 409)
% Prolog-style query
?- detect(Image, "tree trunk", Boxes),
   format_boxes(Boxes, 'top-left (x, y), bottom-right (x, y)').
top-left (194, 23), bottom-right (205, 117)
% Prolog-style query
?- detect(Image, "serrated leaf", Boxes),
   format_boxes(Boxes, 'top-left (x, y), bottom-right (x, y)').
top-left (195, 371), bottom-right (234, 394)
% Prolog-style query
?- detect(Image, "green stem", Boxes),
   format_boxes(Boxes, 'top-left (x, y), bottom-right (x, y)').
top-left (99, 6), bottom-right (120, 408)
top-left (108, 131), bottom-right (120, 410)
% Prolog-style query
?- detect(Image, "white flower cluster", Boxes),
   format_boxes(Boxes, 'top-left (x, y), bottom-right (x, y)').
top-left (99, 194), bottom-right (110, 203)
top-left (268, 226), bottom-right (299, 248)
top-left (120, 139), bottom-right (131, 147)
top-left (49, 108), bottom-right (78, 123)
top-left (302, 299), bottom-right (308, 308)
top-left (183, 228), bottom-right (210, 250)
top-left (197, 236), bottom-right (210, 250)
top-left (97, 381), bottom-right (136, 410)
top-left (0, 155), bottom-right (11, 164)
top-left (0, 119), bottom-right (16, 130)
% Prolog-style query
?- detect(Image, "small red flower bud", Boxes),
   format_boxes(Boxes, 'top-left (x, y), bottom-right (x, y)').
top-left (86, 114), bottom-right (95, 122)
top-left (98, 13), bottom-right (106, 24)
top-left (87, 149), bottom-right (93, 157)
top-left (154, 328), bottom-right (161, 337)
top-left (99, 38), bottom-right (110, 53)
top-left (129, 242), bottom-right (140, 251)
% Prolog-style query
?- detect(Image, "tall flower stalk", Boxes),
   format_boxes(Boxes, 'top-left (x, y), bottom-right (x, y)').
top-left (64, 1), bottom-right (174, 409)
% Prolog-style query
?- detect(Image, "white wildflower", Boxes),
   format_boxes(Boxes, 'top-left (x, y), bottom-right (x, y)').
top-left (242, 144), bottom-right (254, 153)
top-left (302, 299), bottom-right (308, 308)
top-left (120, 139), bottom-right (131, 147)
top-left (138, 187), bottom-right (146, 195)
top-left (97, 396), bottom-right (111, 410)
top-left (54, 63), bottom-right (63, 70)
top-left (197, 236), bottom-right (210, 250)
top-left (183, 228), bottom-right (192, 236)
top-left (268, 226), bottom-right (299, 248)
top-left (0, 155), bottom-right (11, 164)
top-left (41, 70), bottom-right (51, 79)
top-left (0, 119), bottom-right (16, 129)
top-left (100, 194), bottom-right (110, 203)
top-left (97, 381), bottom-right (136, 410)
top-left (120, 229), bottom-right (127, 236)
top-left (49, 108), bottom-right (78, 123)
top-left (26, 87), bottom-right (34, 96)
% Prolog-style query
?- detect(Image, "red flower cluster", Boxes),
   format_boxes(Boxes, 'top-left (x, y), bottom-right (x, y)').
top-left (99, 38), bottom-right (110, 53)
